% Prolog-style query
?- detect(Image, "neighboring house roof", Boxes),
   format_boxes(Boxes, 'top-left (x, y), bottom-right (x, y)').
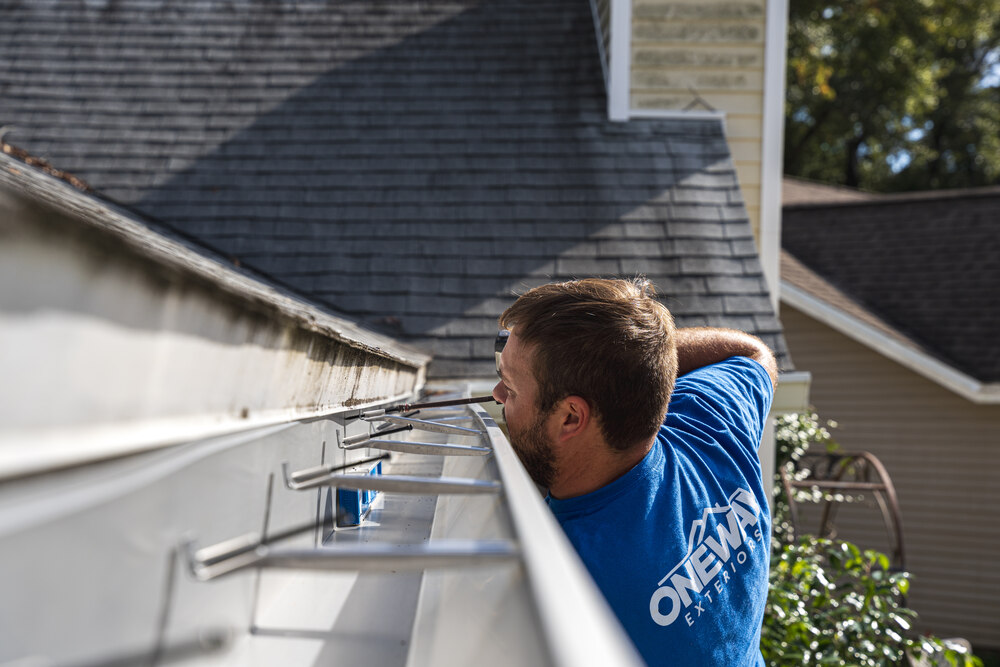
top-left (781, 176), bottom-right (880, 205)
top-left (781, 180), bottom-right (1000, 400)
top-left (780, 250), bottom-right (918, 351)
top-left (0, 0), bottom-right (788, 378)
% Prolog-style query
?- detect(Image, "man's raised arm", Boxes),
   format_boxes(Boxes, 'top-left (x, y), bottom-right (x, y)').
top-left (674, 327), bottom-right (778, 388)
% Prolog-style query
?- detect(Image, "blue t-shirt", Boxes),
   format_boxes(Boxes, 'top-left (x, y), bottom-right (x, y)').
top-left (547, 357), bottom-right (773, 667)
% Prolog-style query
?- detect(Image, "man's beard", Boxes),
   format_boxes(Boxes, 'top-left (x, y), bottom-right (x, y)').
top-left (504, 406), bottom-right (556, 489)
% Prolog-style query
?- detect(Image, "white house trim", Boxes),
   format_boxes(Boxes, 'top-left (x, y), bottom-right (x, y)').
top-left (772, 370), bottom-right (812, 414)
top-left (608, 0), bottom-right (631, 122)
top-left (782, 280), bottom-right (1000, 404)
top-left (759, 0), bottom-right (790, 310)
top-left (628, 109), bottom-right (727, 121)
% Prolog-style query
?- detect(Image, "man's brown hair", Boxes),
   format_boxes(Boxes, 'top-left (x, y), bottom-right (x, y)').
top-left (499, 277), bottom-right (678, 452)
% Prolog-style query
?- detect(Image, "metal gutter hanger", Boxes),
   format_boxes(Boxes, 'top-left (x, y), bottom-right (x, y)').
top-left (281, 462), bottom-right (500, 495)
top-left (361, 414), bottom-right (484, 437)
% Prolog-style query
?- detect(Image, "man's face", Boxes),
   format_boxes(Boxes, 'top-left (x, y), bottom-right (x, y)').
top-left (492, 330), bottom-right (556, 489)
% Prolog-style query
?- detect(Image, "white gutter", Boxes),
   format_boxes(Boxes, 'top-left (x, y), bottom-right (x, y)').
top-left (782, 280), bottom-right (1000, 404)
top-left (469, 403), bottom-right (645, 667)
top-left (0, 155), bottom-right (430, 478)
top-left (0, 155), bottom-right (427, 369)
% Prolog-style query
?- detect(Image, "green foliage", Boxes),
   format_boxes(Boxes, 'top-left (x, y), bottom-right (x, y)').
top-left (785, 0), bottom-right (1000, 191)
top-left (772, 412), bottom-right (839, 550)
top-left (765, 412), bottom-right (983, 667)
top-left (764, 538), bottom-right (983, 666)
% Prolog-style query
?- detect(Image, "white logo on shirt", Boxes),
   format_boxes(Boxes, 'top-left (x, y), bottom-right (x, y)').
top-left (648, 487), bottom-right (765, 627)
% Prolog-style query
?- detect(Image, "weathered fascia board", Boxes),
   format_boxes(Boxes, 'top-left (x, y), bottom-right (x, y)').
top-left (0, 155), bottom-right (429, 478)
top-left (782, 280), bottom-right (1000, 405)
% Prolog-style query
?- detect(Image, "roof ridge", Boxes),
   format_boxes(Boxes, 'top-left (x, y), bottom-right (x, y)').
top-left (784, 181), bottom-right (1000, 210)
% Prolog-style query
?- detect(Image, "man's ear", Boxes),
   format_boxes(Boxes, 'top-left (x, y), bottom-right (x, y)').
top-left (552, 395), bottom-right (590, 442)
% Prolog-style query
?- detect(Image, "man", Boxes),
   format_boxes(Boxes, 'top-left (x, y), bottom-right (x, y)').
top-left (492, 278), bottom-right (777, 667)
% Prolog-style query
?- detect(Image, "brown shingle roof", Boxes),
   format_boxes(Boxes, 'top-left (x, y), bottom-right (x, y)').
top-left (782, 176), bottom-right (879, 206)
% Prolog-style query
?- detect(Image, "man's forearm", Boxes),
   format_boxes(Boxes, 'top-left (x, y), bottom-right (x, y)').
top-left (675, 327), bottom-right (778, 387)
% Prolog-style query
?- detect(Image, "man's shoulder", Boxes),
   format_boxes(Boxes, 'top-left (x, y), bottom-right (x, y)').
top-left (663, 356), bottom-right (773, 474)
top-left (675, 356), bottom-right (772, 390)
top-left (670, 356), bottom-right (771, 415)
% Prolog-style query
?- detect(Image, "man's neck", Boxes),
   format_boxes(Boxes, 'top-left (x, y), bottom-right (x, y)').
top-left (548, 436), bottom-right (655, 500)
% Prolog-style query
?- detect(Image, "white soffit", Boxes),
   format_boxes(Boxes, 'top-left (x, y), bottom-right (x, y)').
top-left (772, 371), bottom-right (811, 414)
top-left (781, 281), bottom-right (1000, 405)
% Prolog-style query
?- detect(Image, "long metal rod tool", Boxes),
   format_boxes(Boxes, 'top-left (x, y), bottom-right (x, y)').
top-left (347, 395), bottom-right (496, 420)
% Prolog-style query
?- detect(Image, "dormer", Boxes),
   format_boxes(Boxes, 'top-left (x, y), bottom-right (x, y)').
top-left (593, 0), bottom-right (789, 306)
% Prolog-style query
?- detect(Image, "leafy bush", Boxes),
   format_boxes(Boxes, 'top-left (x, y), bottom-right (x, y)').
top-left (764, 537), bottom-right (980, 666)
top-left (764, 413), bottom-right (982, 667)
top-left (772, 411), bottom-right (840, 550)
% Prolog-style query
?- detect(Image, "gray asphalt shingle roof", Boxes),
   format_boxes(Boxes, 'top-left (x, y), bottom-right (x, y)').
top-left (783, 187), bottom-right (1000, 383)
top-left (1, 0), bottom-right (788, 378)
